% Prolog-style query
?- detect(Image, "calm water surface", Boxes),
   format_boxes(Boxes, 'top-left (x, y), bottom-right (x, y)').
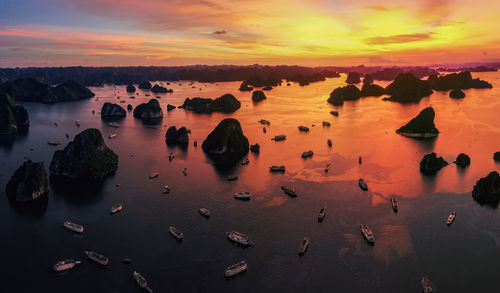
top-left (1, 72), bottom-right (500, 292)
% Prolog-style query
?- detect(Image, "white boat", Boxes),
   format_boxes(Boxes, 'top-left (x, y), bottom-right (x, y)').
top-left (133, 271), bottom-right (148, 289)
top-left (149, 172), bottom-right (159, 179)
top-left (53, 259), bottom-right (81, 271)
top-left (169, 225), bottom-right (184, 240)
top-left (108, 134), bottom-right (117, 139)
top-left (63, 221), bottom-right (83, 233)
top-left (301, 150), bottom-right (313, 158)
top-left (323, 121), bottom-right (331, 127)
top-left (360, 224), bottom-right (375, 244)
top-left (234, 192), bottom-right (251, 200)
top-left (281, 186), bottom-right (297, 197)
top-left (225, 260), bottom-right (247, 277)
top-left (199, 208), bottom-right (210, 218)
top-left (422, 277), bottom-right (433, 293)
top-left (48, 140), bottom-right (60, 146)
top-left (110, 204), bottom-right (122, 214)
top-left (298, 125), bottom-right (310, 132)
top-left (318, 207), bottom-right (326, 222)
top-left (163, 186), bottom-right (170, 194)
top-left (240, 158), bottom-right (249, 165)
top-left (85, 250), bottom-right (109, 266)
top-left (391, 198), bottom-right (398, 213)
top-left (259, 119), bottom-right (270, 125)
top-left (271, 135), bottom-right (286, 141)
top-left (446, 211), bottom-right (457, 226)
top-left (298, 237), bottom-right (309, 256)
top-left (226, 231), bottom-right (254, 246)
top-left (107, 122), bottom-right (119, 128)
top-left (269, 166), bottom-right (285, 172)
top-left (227, 175), bottom-right (239, 181)
top-left (358, 178), bottom-right (368, 191)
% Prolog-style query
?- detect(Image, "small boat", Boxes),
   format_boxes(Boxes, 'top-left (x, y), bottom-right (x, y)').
top-left (301, 150), bottom-right (313, 158)
top-left (263, 127), bottom-right (267, 133)
top-left (107, 122), bottom-right (119, 128)
top-left (199, 208), bottom-right (210, 218)
top-left (53, 259), bottom-right (81, 271)
top-left (446, 211), bottom-right (457, 226)
top-left (358, 178), bottom-right (368, 191)
top-left (259, 119), bottom-right (270, 125)
top-left (360, 224), bottom-right (375, 244)
top-left (281, 185), bottom-right (297, 197)
top-left (226, 231), bottom-right (254, 246)
top-left (391, 198), bottom-right (398, 213)
top-left (318, 207), bottom-right (326, 222)
top-left (271, 135), bottom-right (286, 141)
top-left (163, 186), bottom-right (170, 194)
top-left (168, 152), bottom-right (174, 161)
top-left (169, 225), bottom-right (184, 240)
top-left (327, 139), bottom-right (332, 147)
top-left (85, 250), bottom-right (109, 266)
top-left (298, 237), bottom-right (309, 256)
top-left (75, 121), bottom-right (80, 127)
top-left (325, 163), bottom-right (331, 172)
top-left (240, 158), bottom-right (249, 165)
top-left (54, 122), bottom-right (58, 126)
top-left (110, 204), bottom-right (122, 214)
top-left (227, 175), bottom-right (238, 181)
top-left (133, 271), bottom-right (148, 289)
top-left (63, 221), bottom-right (84, 233)
top-left (359, 156), bottom-right (362, 164)
top-left (330, 111), bottom-right (339, 116)
top-left (149, 172), bottom-right (159, 179)
top-left (108, 134), bottom-right (117, 139)
top-left (65, 133), bottom-right (70, 139)
top-left (182, 168), bottom-right (187, 176)
top-left (322, 121), bottom-right (331, 127)
top-left (298, 125), bottom-right (310, 132)
top-left (225, 260), bottom-right (247, 277)
top-left (269, 166), bottom-right (285, 172)
top-left (48, 140), bottom-right (60, 146)
top-left (234, 192), bottom-right (251, 200)
top-left (122, 258), bottom-right (132, 264)
top-left (422, 277), bottom-right (433, 293)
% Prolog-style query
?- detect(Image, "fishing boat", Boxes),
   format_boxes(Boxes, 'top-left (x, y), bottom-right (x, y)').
top-left (330, 111), bottom-right (339, 116)
top-left (234, 192), bottom-right (251, 200)
top-left (446, 211), bottom-right (457, 226)
top-left (327, 139), bottom-right (332, 147)
top-left (168, 152), bottom-right (174, 161)
top-left (53, 259), bottom-right (81, 272)
top-left (281, 186), bottom-right (297, 197)
top-left (149, 172), bottom-right (159, 179)
top-left (241, 158), bottom-right (249, 165)
top-left (259, 119), bottom-right (270, 125)
top-left (271, 135), bottom-right (286, 141)
top-left (65, 133), bottom-right (70, 138)
top-left (182, 168), bottom-right (187, 176)
top-left (391, 198), bottom-right (398, 213)
top-left (301, 150), bottom-right (313, 158)
top-left (133, 271), bottom-right (148, 289)
top-left (227, 175), bottom-right (238, 181)
top-left (322, 121), bottom-right (331, 127)
top-left (298, 237), bottom-right (310, 256)
top-left (48, 140), bottom-right (60, 146)
top-left (318, 207), bottom-right (326, 222)
top-left (107, 122), bottom-right (119, 128)
top-left (75, 121), bottom-right (80, 127)
top-left (226, 231), bottom-right (254, 246)
top-left (225, 260), bottom-right (247, 277)
top-left (298, 125), bottom-right (310, 132)
top-left (359, 156), bottom-right (362, 164)
top-left (325, 163), bottom-right (331, 172)
top-left (269, 166), bottom-right (285, 172)
top-left (85, 250), bottom-right (109, 266)
top-left (110, 204), bottom-right (122, 214)
top-left (169, 225), bottom-right (184, 240)
top-left (422, 277), bottom-right (433, 293)
top-left (263, 127), bottom-right (267, 133)
top-left (360, 224), bottom-right (375, 244)
top-left (108, 134), bottom-right (117, 139)
top-left (162, 186), bottom-right (170, 194)
top-left (63, 221), bottom-right (84, 233)
top-left (358, 178), bottom-right (368, 191)
top-left (199, 208), bottom-right (210, 218)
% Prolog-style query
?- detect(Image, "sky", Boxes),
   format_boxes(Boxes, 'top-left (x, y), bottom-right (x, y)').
top-left (0, 0), bottom-right (499, 67)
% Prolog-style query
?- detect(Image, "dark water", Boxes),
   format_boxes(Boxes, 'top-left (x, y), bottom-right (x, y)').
top-left (1, 73), bottom-right (500, 292)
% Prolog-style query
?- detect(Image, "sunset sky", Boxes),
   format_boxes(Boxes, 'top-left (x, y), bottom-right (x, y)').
top-left (1, 0), bottom-right (499, 67)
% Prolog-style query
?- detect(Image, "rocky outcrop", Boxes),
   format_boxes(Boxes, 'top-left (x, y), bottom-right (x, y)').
top-left (363, 74), bottom-right (373, 85)
top-left (262, 85), bottom-right (272, 91)
top-left (449, 89), bottom-right (465, 99)
top-left (384, 73), bottom-right (433, 103)
top-left (151, 84), bottom-right (172, 93)
top-left (419, 152), bottom-right (448, 175)
top-left (239, 82), bottom-right (253, 91)
top-left (455, 153), bottom-right (470, 167)
top-left (494, 152), bottom-right (500, 162)
top-left (101, 102), bottom-right (126, 119)
top-left (133, 99), bottom-right (163, 121)
top-left (346, 72), bottom-right (361, 84)
top-left (327, 85), bottom-right (360, 106)
top-left (138, 81), bottom-right (152, 90)
top-left (202, 118), bottom-right (249, 162)
top-left (428, 71), bottom-right (492, 91)
top-left (181, 94), bottom-right (241, 113)
top-left (472, 171), bottom-right (500, 207)
top-left (165, 126), bottom-right (189, 146)
top-left (6, 160), bottom-right (49, 202)
top-left (396, 107), bottom-right (439, 138)
top-left (126, 84), bottom-right (136, 92)
top-left (49, 128), bottom-right (118, 180)
top-left (3, 78), bottom-right (94, 103)
top-left (0, 92), bottom-right (29, 134)
top-left (360, 84), bottom-right (384, 97)
top-left (252, 90), bottom-right (267, 102)
top-left (250, 143), bottom-right (260, 153)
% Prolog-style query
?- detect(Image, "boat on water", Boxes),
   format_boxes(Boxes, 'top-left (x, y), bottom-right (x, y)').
top-left (360, 224), bottom-right (375, 244)
top-left (358, 178), bottom-right (368, 191)
top-left (269, 166), bottom-right (285, 172)
top-left (259, 119), bottom-right (270, 125)
top-left (75, 121), bottom-right (80, 127)
top-left (327, 139), bottom-right (332, 147)
top-left (149, 172), bottom-right (159, 179)
top-left (263, 127), bottom-right (267, 133)
top-left (225, 260), bottom-right (247, 277)
top-left (325, 163), bottom-right (331, 172)
top-left (281, 185), bottom-right (297, 197)
top-left (109, 134), bottom-right (117, 139)
top-left (48, 140), bottom-right (60, 146)
top-left (446, 211), bottom-right (457, 226)
top-left (199, 208), bottom-right (210, 218)
top-left (322, 121), bottom-right (331, 127)
top-left (110, 204), bottom-right (123, 214)
top-left (227, 175), bottom-right (239, 181)
top-left (65, 133), bottom-right (70, 138)
top-left (234, 192), bottom-right (251, 200)
top-left (422, 277), bottom-right (433, 293)
top-left (168, 152), bottom-right (174, 161)
top-left (226, 231), bottom-right (254, 246)
top-left (241, 158), bottom-right (249, 165)
top-left (63, 221), bottom-right (84, 233)
top-left (169, 225), bottom-right (184, 240)
top-left (359, 156), bottom-right (362, 164)
top-left (133, 271), bottom-right (148, 289)
top-left (298, 237), bottom-right (310, 256)
top-left (85, 250), bottom-right (109, 266)
top-left (271, 135), bottom-right (286, 141)
top-left (391, 198), bottom-right (398, 213)
top-left (298, 125), bottom-right (310, 132)
top-left (330, 111), bottom-right (339, 116)
top-left (53, 259), bottom-right (81, 272)
top-left (318, 207), bottom-right (326, 222)
top-left (107, 122), bottom-right (119, 128)
top-left (162, 186), bottom-right (170, 194)
top-left (182, 168), bottom-right (187, 176)
top-left (301, 150), bottom-right (313, 158)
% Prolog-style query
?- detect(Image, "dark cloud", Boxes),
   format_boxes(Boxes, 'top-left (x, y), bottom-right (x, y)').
top-left (212, 30), bottom-right (227, 35)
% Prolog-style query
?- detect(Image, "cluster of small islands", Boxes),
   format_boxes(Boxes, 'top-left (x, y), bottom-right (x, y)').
top-left (1, 65), bottom-right (500, 292)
